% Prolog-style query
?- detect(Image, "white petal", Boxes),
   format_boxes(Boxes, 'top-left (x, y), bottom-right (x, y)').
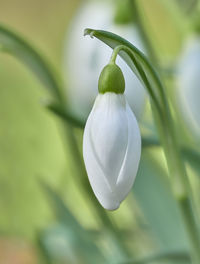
top-left (83, 92), bottom-right (141, 210)
top-left (90, 93), bottom-right (128, 187)
top-left (83, 93), bottom-right (127, 210)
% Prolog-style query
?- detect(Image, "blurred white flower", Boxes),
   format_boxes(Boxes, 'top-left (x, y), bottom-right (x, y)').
top-left (64, 0), bottom-right (146, 121)
top-left (176, 36), bottom-right (200, 136)
top-left (83, 92), bottom-right (141, 210)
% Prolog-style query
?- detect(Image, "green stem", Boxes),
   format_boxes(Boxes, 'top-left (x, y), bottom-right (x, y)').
top-left (110, 45), bottom-right (162, 114)
top-left (120, 3), bottom-right (200, 259)
top-left (111, 44), bottom-right (200, 262)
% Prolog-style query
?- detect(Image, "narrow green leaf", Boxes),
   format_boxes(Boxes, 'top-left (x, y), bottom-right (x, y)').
top-left (119, 250), bottom-right (190, 264)
top-left (142, 136), bottom-right (200, 179)
top-left (0, 24), bottom-right (63, 102)
top-left (134, 152), bottom-right (188, 251)
top-left (36, 232), bottom-right (53, 264)
top-left (0, 24), bottom-right (93, 129)
top-left (41, 181), bottom-right (107, 264)
top-left (182, 147), bottom-right (200, 173)
top-left (142, 136), bottom-right (159, 148)
top-left (46, 102), bottom-right (85, 128)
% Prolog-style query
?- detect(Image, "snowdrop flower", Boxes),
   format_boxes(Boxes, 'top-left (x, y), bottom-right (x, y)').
top-left (83, 63), bottom-right (141, 210)
top-left (176, 36), bottom-right (200, 136)
top-left (64, 0), bottom-right (146, 121)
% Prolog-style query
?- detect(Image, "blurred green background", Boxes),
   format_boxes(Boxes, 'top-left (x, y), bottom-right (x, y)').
top-left (0, 0), bottom-right (199, 263)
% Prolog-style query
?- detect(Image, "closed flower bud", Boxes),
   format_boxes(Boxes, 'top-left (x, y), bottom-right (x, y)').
top-left (83, 65), bottom-right (141, 210)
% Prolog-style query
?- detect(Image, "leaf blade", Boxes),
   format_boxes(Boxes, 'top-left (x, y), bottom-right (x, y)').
top-left (0, 24), bottom-right (63, 102)
top-left (119, 250), bottom-right (190, 264)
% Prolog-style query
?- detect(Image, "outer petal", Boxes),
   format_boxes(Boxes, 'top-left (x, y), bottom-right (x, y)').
top-left (89, 93), bottom-right (128, 186)
top-left (116, 103), bottom-right (141, 203)
top-left (83, 93), bottom-right (128, 210)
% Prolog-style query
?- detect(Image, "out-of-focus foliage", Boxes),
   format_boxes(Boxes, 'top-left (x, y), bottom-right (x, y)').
top-left (0, 0), bottom-right (200, 263)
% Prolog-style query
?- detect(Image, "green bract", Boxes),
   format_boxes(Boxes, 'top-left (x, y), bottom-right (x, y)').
top-left (98, 63), bottom-right (125, 94)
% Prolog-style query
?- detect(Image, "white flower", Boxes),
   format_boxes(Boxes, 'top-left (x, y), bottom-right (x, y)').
top-left (83, 92), bottom-right (141, 210)
top-left (176, 36), bottom-right (200, 136)
top-left (64, 1), bottom-right (146, 121)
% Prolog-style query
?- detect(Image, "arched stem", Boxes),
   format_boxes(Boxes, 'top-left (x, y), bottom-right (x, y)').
top-left (110, 44), bottom-right (200, 263)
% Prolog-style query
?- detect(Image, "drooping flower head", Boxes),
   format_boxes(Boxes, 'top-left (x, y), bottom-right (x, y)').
top-left (83, 61), bottom-right (141, 210)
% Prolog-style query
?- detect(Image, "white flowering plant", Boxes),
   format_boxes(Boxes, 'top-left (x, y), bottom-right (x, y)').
top-left (1, 0), bottom-right (200, 263)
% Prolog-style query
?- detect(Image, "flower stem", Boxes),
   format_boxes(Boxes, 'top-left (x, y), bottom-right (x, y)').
top-left (119, 1), bottom-right (200, 259)
top-left (110, 44), bottom-right (200, 262)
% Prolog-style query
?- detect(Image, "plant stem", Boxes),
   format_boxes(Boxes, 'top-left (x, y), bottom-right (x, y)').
top-left (110, 45), bottom-right (162, 114)
top-left (126, 1), bottom-right (200, 260)
top-left (111, 42), bottom-right (200, 261)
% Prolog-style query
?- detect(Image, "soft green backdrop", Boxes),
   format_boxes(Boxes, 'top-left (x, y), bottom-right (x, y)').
top-left (0, 0), bottom-right (195, 263)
